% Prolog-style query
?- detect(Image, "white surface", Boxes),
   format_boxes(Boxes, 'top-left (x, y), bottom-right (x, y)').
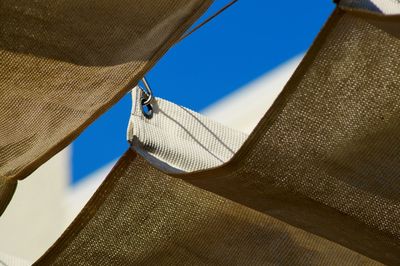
top-left (203, 55), bottom-right (302, 134)
top-left (340, 0), bottom-right (400, 14)
top-left (65, 160), bottom-right (115, 225)
top-left (0, 148), bottom-right (70, 263)
top-left (0, 251), bottom-right (30, 266)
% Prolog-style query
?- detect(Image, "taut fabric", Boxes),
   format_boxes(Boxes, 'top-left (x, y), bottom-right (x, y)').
top-left (0, 0), bottom-right (212, 183)
top-left (35, 150), bottom-right (379, 265)
top-left (34, 6), bottom-right (400, 265)
top-left (176, 8), bottom-right (400, 264)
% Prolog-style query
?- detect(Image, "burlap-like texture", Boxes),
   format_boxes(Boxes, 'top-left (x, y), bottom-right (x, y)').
top-left (0, 0), bottom-right (212, 183)
top-left (178, 9), bottom-right (400, 264)
top-left (35, 150), bottom-right (379, 265)
top-left (34, 8), bottom-right (400, 265)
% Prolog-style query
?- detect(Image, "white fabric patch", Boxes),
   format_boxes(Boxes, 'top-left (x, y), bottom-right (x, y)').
top-left (127, 87), bottom-right (248, 173)
top-left (340, 0), bottom-right (400, 14)
top-left (0, 252), bottom-right (30, 266)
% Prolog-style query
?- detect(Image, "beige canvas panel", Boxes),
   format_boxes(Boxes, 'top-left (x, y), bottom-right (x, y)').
top-left (0, 0), bottom-right (212, 184)
top-left (128, 87), bottom-right (248, 173)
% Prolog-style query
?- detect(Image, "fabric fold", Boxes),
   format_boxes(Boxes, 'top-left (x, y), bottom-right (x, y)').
top-left (128, 87), bottom-right (248, 173)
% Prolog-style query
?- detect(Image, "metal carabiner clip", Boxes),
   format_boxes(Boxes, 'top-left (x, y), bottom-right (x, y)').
top-left (139, 77), bottom-right (154, 119)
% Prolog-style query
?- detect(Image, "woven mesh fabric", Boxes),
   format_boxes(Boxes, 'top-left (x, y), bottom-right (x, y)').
top-left (128, 87), bottom-right (248, 173)
top-left (175, 9), bottom-right (400, 264)
top-left (33, 8), bottom-right (400, 265)
top-left (35, 150), bottom-right (379, 265)
top-left (340, 0), bottom-right (400, 14)
top-left (0, 0), bottom-right (212, 183)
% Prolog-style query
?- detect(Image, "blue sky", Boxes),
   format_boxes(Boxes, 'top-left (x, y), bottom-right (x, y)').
top-left (72, 1), bottom-right (335, 183)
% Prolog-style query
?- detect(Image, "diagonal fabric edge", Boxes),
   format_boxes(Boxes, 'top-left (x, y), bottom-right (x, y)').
top-left (125, 6), bottom-right (400, 264)
top-left (34, 149), bottom-right (380, 265)
top-left (0, 0), bottom-right (213, 183)
top-left (168, 7), bottom-right (400, 264)
top-left (6, 3), bottom-right (400, 265)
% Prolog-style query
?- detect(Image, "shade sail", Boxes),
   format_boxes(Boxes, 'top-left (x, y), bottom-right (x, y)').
top-left (34, 6), bottom-right (400, 265)
top-left (35, 150), bottom-right (379, 265)
top-left (178, 8), bottom-right (400, 264)
top-left (177, 8), bottom-right (400, 264)
top-left (0, 0), bottom-right (212, 184)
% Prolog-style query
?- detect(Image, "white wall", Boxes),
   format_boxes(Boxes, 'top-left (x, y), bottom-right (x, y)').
top-left (203, 55), bottom-right (302, 133)
top-left (0, 148), bottom-right (70, 262)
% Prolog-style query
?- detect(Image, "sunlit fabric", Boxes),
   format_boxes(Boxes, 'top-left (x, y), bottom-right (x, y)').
top-left (0, 0), bottom-right (212, 183)
top-left (34, 7), bottom-right (400, 265)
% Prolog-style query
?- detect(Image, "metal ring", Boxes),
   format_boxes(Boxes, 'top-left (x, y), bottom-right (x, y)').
top-left (140, 98), bottom-right (153, 119)
top-left (140, 77), bottom-right (153, 106)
